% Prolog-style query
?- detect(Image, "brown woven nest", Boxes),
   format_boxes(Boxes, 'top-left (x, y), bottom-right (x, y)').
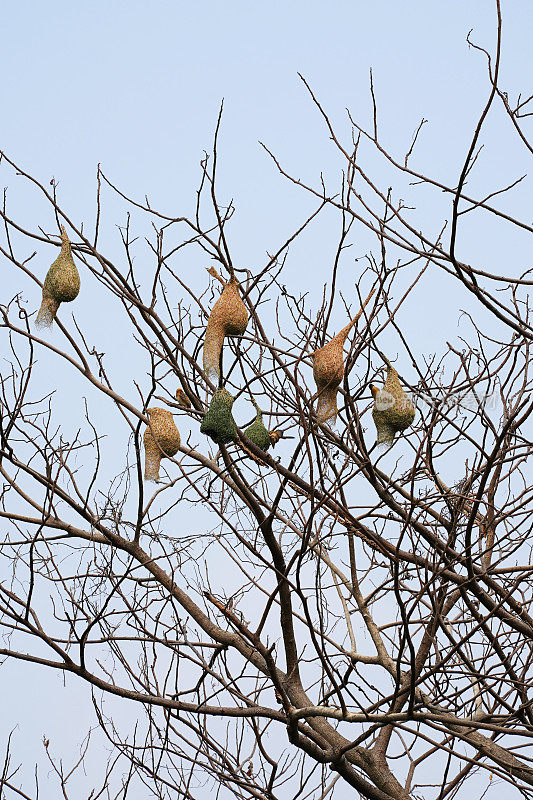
top-left (144, 407), bottom-right (181, 481)
top-left (36, 227), bottom-right (80, 328)
top-left (313, 319), bottom-right (354, 423)
top-left (312, 288), bottom-right (375, 423)
top-left (203, 272), bottom-right (248, 382)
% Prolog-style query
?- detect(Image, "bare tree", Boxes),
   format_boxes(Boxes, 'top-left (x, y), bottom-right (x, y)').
top-left (1, 5), bottom-right (533, 798)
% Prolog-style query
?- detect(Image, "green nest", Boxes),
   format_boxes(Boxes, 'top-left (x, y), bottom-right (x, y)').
top-left (36, 227), bottom-right (80, 327)
top-left (44, 227), bottom-right (80, 303)
top-left (43, 249), bottom-right (80, 304)
top-left (201, 388), bottom-right (238, 445)
top-left (244, 404), bottom-right (271, 452)
top-left (372, 417), bottom-right (399, 447)
top-left (372, 365), bottom-right (415, 446)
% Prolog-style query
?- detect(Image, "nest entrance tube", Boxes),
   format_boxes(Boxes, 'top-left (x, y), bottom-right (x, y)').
top-left (203, 273), bottom-right (248, 383)
top-left (143, 407), bottom-right (181, 482)
top-left (36, 227), bottom-right (80, 328)
top-left (200, 388), bottom-right (238, 445)
top-left (371, 364), bottom-right (415, 447)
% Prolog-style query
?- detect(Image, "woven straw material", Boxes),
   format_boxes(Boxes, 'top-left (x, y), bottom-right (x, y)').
top-left (36, 227), bottom-right (80, 328)
top-left (144, 407), bottom-right (181, 481)
top-left (200, 388), bottom-right (238, 445)
top-left (311, 287), bottom-right (376, 424)
top-left (312, 319), bottom-right (354, 423)
top-left (372, 366), bottom-right (415, 446)
top-left (315, 387), bottom-right (339, 425)
top-left (244, 404), bottom-right (272, 452)
top-left (203, 276), bottom-right (248, 381)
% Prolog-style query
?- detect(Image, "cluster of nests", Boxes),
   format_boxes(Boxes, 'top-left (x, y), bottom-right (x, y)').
top-left (36, 233), bottom-right (415, 482)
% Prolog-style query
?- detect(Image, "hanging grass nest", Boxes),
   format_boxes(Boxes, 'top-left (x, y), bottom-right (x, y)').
top-left (313, 319), bottom-right (354, 424)
top-left (36, 226), bottom-right (80, 328)
top-left (203, 271), bottom-right (248, 382)
top-left (312, 288), bottom-right (375, 424)
top-left (244, 401), bottom-right (273, 452)
top-left (371, 363), bottom-right (415, 447)
top-left (200, 388), bottom-right (238, 445)
top-left (143, 407), bottom-right (181, 481)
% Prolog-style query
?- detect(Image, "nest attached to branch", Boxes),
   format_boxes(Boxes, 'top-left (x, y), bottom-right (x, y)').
top-left (244, 401), bottom-right (276, 452)
top-left (144, 407), bottom-right (181, 481)
top-left (203, 270), bottom-right (248, 382)
top-left (312, 288), bottom-right (375, 423)
top-left (371, 363), bottom-right (415, 446)
top-left (200, 388), bottom-right (238, 445)
top-left (313, 319), bottom-right (354, 424)
top-left (36, 227), bottom-right (80, 328)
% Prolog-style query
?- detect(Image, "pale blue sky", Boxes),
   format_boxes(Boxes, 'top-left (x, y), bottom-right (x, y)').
top-left (3, 2), bottom-right (530, 334)
top-left (1, 2), bottom-right (532, 797)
